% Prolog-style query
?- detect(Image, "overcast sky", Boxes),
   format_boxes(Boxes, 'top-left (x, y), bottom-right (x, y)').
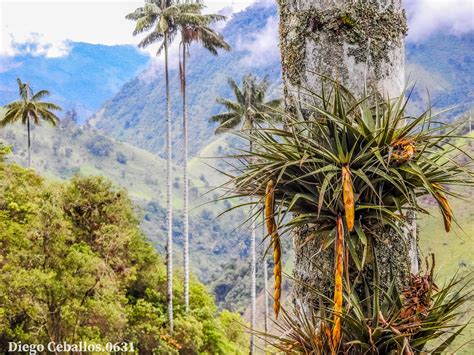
top-left (0, 0), bottom-right (473, 58)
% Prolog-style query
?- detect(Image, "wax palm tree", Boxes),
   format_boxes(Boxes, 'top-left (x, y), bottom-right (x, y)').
top-left (210, 75), bottom-right (281, 135)
top-left (126, 0), bottom-right (183, 334)
top-left (1, 79), bottom-right (61, 167)
top-left (177, 1), bottom-right (230, 313)
top-left (210, 74), bottom-right (281, 354)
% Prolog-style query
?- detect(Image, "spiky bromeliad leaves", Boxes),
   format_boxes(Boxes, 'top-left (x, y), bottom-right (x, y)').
top-left (256, 263), bottom-right (472, 354)
top-left (220, 82), bottom-right (473, 333)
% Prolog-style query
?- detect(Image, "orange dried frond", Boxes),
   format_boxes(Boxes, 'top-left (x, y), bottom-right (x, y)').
top-left (265, 180), bottom-right (275, 234)
top-left (332, 215), bottom-right (344, 348)
top-left (341, 166), bottom-right (354, 231)
top-left (432, 183), bottom-right (453, 233)
top-left (265, 179), bottom-right (282, 318)
top-left (273, 236), bottom-right (282, 318)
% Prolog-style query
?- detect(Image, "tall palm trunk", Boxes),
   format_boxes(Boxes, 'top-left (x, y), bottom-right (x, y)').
top-left (262, 216), bottom-right (269, 334)
top-left (277, 0), bottom-right (416, 312)
top-left (250, 222), bottom-right (256, 354)
top-left (164, 32), bottom-right (174, 334)
top-left (249, 135), bottom-right (256, 355)
top-left (27, 114), bottom-right (31, 167)
top-left (181, 42), bottom-right (190, 313)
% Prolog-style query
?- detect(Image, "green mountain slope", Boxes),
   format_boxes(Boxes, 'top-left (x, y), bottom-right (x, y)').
top-left (89, 3), bottom-right (281, 161)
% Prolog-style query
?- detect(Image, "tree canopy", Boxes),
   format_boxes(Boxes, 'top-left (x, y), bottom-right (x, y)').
top-left (0, 156), bottom-right (247, 353)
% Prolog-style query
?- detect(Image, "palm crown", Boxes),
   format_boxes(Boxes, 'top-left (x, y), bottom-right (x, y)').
top-left (2, 79), bottom-right (61, 127)
top-left (126, 0), bottom-right (223, 54)
top-left (210, 75), bottom-right (281, 134)
top-left (177, 2), bottom-right (229, 54)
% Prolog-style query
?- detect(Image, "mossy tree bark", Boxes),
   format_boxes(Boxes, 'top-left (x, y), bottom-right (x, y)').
top-left (277, 0), bottom-right (417, 310)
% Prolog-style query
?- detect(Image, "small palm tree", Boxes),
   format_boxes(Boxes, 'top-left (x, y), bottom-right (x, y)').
top-left (1, 79), bottom-right (61, 167)
top-left (210, 74), bottom-right (280, 354)
top-left (210, 75), bottom-right (281, 136)
top-left (177, 1), bottom-right (230, 313)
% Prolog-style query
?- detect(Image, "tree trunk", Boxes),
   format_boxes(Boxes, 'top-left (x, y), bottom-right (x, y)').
top-left (262, 216), bottom-right (269, 335)
top-left (278, 0), bottom-right (406, 106)
top-left (27, 114), bottom-right (31, 167)
top-left (250, 218), bottom-right (256, 354)
top-left (249, 138), bottom-right (256, 354)
top-left (277, 0), bottom-right (416, 311)
top-left (164, 33), bottom-right (174, 334)
top-left (182, 42), bottom-right (190, 314)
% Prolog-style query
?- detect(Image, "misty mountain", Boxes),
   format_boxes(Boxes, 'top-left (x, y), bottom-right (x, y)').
top-left (89, 2), bottom-right (282, 161)
top-left (0, 42), bottom-right (149, 121)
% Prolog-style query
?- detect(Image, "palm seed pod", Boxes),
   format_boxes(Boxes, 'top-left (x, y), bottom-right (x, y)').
top-left (332, 215), bottom-right (344, 348)
top-left (341, 165), bottom-right (354, 231)
top-left (265, 180), bottom-right (282, 318)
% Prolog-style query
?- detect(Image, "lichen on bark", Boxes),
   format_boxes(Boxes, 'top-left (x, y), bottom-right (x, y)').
top-left (278, 0), bottom-right (415, 316)
top-left (292, 223), bottom-right (414, 309)
top-left (278, 1), bottom-right (407, 88)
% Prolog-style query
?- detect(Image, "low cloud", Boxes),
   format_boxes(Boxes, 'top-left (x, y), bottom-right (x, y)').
top-left (238, 15), bottom-right (280, 68)
top-left (6, 33), bottom-right (70, 58)
top-left (405, 0), bottom-right (474, 42)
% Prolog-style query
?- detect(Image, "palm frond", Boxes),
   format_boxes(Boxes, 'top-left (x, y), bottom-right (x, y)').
top-left (1, 79), bottom-right (62, 128)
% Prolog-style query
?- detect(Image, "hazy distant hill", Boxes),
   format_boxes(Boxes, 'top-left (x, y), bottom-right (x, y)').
top-left (0, 42), bottom-right (149, 121)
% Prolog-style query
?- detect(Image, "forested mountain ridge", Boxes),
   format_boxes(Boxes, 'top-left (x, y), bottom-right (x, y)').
top-left (0, 115), bottom-right (253, 286)
top-left (89, 2), bottom-right (474, 160)
top-left (89, 2), bottom-right (281, 161)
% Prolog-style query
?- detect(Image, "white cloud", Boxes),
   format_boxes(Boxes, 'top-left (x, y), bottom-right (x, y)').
top-left (0, 0), bottom-right (256, 58)
top-left (405, 0), bottom-right (474, 42)
top-left (1, 0), bottom-right (472, 60)
top-left (0, 0), bottom-right (142, 56)
top-left (5, 33), bottom-right (70, 58)
top-left (238, 15), bottom-right (279, 68)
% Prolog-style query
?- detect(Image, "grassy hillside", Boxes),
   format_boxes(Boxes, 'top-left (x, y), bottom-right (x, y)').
top-left (416, 130), bottom-right (474, 353)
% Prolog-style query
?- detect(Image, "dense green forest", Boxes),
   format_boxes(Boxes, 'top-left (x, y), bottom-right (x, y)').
top-left (0, 146), bottom-right (247, 353)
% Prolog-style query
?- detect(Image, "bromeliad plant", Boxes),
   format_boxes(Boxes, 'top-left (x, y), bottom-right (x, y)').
top-left (220, 82), bottom-right (474, 347)
top-left (257, 258), bottom-right (472, 354)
